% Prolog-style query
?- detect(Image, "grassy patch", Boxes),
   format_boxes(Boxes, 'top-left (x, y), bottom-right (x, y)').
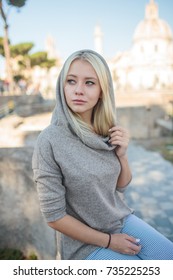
top-left (159, 143), bottom-right (173, 163)
top-left (148, 140), bottom-right (173, 163)
top-left (135, 137), bottom-right (173, 164)
top-left (0, 248), bottom-right (38, 260)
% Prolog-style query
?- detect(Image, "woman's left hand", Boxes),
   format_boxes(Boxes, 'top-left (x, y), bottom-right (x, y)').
top-left (109, 126), bottom-right (130, 158)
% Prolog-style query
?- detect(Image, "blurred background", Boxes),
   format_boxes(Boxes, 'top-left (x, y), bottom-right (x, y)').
top-left (0, 0), bottom-right (173, 260)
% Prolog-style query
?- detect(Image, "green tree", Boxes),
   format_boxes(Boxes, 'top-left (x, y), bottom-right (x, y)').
top-left (10, 42), bottom-right (34, 57)
top-left (0, 37), bottom-right (4, 55)
top-left (0, 0), bottom-right (27, 92)
top-left (10, 43), bottom-right (56, 83)
top-left (29, 52), bottom-right (56, 69)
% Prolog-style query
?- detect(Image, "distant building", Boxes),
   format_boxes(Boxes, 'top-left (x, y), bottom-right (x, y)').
top-left (94, 24), bottom-right (104, 55)
top-left (30, 35), bottom-right (62, 98)
top-left (110, 0), bottom-right (173, 93)
top-left (45, 35), bottom-right (60, 60)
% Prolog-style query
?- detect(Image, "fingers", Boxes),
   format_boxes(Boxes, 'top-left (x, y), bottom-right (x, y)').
top-left (108, 127), bottom-right (129, 158)
top-left (110, 233), bottom-right (141, 256)
top-left (129, 243), bottom-right (141, 255)
top-left (124, 234), bottom-right (141, 255)
top-left (126, 235), bottom-right (138, 244)
top-left (108, 126), bottom-right (129, 146)
top-left (123, 243), bottom-right (141, 255)
top-left (109, 126), bottom-right (128, 135)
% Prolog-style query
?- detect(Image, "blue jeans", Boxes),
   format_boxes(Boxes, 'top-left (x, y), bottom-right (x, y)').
top-left (85, 214), bottom-right (173, 259)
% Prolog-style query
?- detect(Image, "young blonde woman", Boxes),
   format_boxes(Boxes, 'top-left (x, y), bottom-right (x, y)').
top-left (32, 49), bottom-right (173, 260)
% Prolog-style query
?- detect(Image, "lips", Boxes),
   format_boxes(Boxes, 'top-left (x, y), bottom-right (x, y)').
top-left (72, 99), bottom-right (87, 104)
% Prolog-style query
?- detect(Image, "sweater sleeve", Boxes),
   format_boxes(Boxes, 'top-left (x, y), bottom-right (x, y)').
top-left (32, 135), bottom-right (66, 222)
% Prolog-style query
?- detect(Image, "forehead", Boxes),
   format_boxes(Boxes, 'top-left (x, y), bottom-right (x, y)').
top-left (67, 59), bottom-right (98, 78)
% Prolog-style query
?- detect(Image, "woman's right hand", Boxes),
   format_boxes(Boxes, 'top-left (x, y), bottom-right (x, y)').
top-left (109, 233), bottom-right (141, 255)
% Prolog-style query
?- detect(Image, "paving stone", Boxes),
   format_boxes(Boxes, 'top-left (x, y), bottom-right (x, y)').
top-left (168, 217), bottom-right (173, 225)
top-left (160, 202), bottom-right (173, 210)
top-left (126, 142), bottom-right (173, 242)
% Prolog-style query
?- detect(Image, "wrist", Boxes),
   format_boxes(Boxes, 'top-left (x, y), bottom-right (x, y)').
top-left (92, 231), bottom-right (108, 248)
top-left (117, 154), bottom-right (128, 160)
top-left (105, 233), bottom-right (111, 249)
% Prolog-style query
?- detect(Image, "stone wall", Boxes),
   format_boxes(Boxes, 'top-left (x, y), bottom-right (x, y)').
top-left (0, 147), bottom-right (56, 259)
top-left (117, 105), bottom-right (166, 139)
top-left (0, 95), bottom-right (55, 117)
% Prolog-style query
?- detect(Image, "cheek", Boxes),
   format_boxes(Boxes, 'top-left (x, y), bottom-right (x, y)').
top-left (64, 92), bottom-right (71, 109)
top-left (64, 86), bottom-right (71, 101)
top-left (91, 90), bottom-right (101, 103)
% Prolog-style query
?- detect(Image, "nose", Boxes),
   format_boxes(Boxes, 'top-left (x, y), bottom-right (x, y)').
top-left (75, 82), bottom-right (84, 95)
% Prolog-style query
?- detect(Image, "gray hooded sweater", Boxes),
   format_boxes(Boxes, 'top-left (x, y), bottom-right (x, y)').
top-left (32, 49), bottom-right (132, 260)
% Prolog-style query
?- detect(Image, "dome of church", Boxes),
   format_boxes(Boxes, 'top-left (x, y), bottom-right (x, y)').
top-left (133, 18), bottom-right (173, 41)
top-left (133, 0), bottom-right (173, 41)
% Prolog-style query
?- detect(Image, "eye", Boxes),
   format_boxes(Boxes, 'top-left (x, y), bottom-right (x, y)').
top-left (67, 79), bottom-right (76, 85)
top-left (86, 81), bottom-right (95, 85)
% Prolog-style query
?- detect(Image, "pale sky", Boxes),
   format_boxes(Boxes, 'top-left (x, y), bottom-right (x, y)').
top-left (0, 0), bottom-right (173, 71)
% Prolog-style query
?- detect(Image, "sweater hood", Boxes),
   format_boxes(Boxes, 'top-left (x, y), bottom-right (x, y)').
top-left (51, 49), bottom-right (116, 150)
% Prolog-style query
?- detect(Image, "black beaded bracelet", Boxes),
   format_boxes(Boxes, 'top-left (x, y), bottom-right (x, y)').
top-left (105, 233), bottom-right (111, 249)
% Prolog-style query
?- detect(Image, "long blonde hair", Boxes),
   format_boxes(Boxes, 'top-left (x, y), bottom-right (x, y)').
top-left (62, 50), bottom-right (116, 137)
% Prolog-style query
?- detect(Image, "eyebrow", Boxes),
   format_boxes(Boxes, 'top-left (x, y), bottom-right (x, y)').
top-left (67, 74), bottom-right (97, 80)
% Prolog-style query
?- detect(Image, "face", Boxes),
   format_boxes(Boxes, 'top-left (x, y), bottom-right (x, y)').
top-left (64, 59), bottom-right (102, 125)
